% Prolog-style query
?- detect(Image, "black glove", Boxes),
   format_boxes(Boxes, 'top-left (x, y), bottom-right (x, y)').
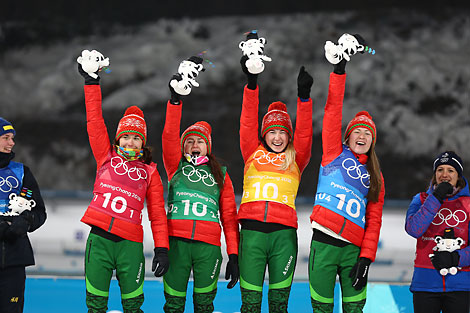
top-left (225, 254), bottom-right (239, 289)
top-left (297, 66), bottom-right (314, 99)
top-left (353, 34), bottom-right (367, 52)
top-left (240, 55), bottom-right (258, 90)
top-left (333, 34), bottom-right (367, 75)
top-left (433, 182), bottom-right (454, 203)
top-left (4, 214), bottom-right (30, 241)
top-left (349, 257), bottom-right (371, 290)
top-left (431, 251), bottom-right (460, 271)
top-left (0, 220), bottom-right (10, 240)
top-left (168, 74), bottom-right (182, 105)
top-left (152, 247), bottom-right (169, 277)
top-left (77, 63), bottom-right (100, 85)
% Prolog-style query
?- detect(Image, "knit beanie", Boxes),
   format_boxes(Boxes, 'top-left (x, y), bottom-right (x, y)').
top-left (433, 151), bottom-right (464, 177)
top-left (344, 111), bottom-right (377, 144)
top-left (0, 117), bottom-right (15, 137)
top-left (261, 102), bottom-right (293, 139)
top-left (181, 121), bottom-right (212, 155)
top-left (115, 106), bottom-right (147, 145)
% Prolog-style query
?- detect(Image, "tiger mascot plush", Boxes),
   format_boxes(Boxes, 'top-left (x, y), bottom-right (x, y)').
top-left (239, 30), bottom-right (272, 74)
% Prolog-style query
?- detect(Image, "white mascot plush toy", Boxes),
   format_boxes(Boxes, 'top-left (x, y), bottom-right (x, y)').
top-left (429, 228), bottom-right (464, 276)
top-left (4, 191), bottom-right (36, 216)
top-left (77, 49), bottom-right (110, 79)
top-left (170, 56), bottom-right (205, 96)
top-left (324, 33), bottom-right (365, 65)
top-left (239, 31), bottom-right (272, 74)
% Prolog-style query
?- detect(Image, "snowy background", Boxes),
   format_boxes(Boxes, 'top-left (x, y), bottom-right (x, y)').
top-left (1, 4), bottom-right (469, 200)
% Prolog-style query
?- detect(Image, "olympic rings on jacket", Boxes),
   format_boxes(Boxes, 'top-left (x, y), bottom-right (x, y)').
top-left (182, 164), bottom-right (217, 186)
top-left (111, 157), bottom-right (148, 181)
top-left (0, 175), bottom-right (20, 193)
top-left (342, 158), bottom-right (370, 188)
top-left (253, 150), bottom-right (285, 166)
top-left (432, 208), bottom-right (467, 227)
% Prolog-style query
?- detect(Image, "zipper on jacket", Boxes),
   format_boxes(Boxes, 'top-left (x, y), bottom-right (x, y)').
top-left (338, 217), bottom-right (347, 236)
top-left (108, 217), bottom-right (115, 232)
top-left (264, 201), bottom-right (269, 222)
top-left (442, 276), bottom-right (446, 292)
top-left (191, 220), bottom-right (196, 240)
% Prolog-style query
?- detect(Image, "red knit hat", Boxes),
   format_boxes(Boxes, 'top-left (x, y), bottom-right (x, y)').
top-left (181, 121), bottom-right (212, 155)
top-left (261, 102), bottom-right (293, 139)
top-left (344, 111), bottom-right (376, 144)
top-left (115, 106), bottom-right (147, 145)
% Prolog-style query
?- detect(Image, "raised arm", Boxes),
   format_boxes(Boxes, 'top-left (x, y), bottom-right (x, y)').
top-left (162, 100), bottom-right (183, 180)
top-left (239, 55), bottom-right (261, 161)
top-left (321, 72), bottom-right (346, 165)
top-left (293, 66), bottom-right (313, 172)
top-left (77, 55), bottom-right (112, 169)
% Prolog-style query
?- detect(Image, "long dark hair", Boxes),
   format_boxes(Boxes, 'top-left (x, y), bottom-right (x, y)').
top-left (208, 154), bottom-right (225, 188)
top-left (113, 139), bottom-right (153, 165)
top-left (366, 142), bottom-right (382, 202)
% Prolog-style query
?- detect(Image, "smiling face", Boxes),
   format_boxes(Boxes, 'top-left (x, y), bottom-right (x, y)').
top-left (435, 164), bottom-right (459, 187)
top-left (0, 133), bottom-right (15, 153)
top-left (346, 127), bottom-right (373, 155)
top-left (183, 135), bottom-right (208, 157)
top-left (118, 134), bottom-right (143, 150)
top-left (264, 129), bottom-right (289, 153)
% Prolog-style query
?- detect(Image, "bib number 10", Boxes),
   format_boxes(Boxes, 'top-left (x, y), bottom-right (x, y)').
top-left (94, 192), bottom-right (128, 213)
top-left (244, 182), bottom-right (289, 203)
top-left (316, 192), bottom-right (362, 219)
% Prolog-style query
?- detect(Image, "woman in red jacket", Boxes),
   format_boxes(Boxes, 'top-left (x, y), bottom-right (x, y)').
top-left (161, 62), bottom-right (240, 313)
top-left (308, 34), bottom-right (385, 313)
top-left (77, 54), bottom-right (169, 313)
top-left (237, 31), bottom-right (314, 313)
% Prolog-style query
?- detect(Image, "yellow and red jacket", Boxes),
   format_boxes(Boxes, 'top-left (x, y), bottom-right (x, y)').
top-left (238, 86), bottom-right (313, 229)
top-left (162, 101), bottom-right (239, 256)
top-left (80, 85), bottom-right (169, 248)
top-left (309, 73), bottom-right (384, 262)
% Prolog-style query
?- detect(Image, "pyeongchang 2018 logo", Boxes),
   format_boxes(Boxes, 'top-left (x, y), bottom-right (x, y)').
top-left (432, 207), bottom-right (467, 227)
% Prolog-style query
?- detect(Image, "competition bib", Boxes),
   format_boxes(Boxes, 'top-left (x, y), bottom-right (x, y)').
top-left (167, 161), bottom-right (223, 223)
top-left (0, 162), bottom-right (24, 213)
top-left (241, 147), bottom-right (300, 209)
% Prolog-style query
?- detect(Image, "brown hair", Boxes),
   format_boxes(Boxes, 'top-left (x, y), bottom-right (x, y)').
top-left (365, 142), bottom-right (382, 202)
top-left (431, 175), bottom-right (466, 190)
top-left (207, 154), bottom-right (225, 188)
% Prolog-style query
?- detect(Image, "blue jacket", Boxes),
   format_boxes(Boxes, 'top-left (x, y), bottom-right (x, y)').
top-left (405, 178), bottom-right (470, 292)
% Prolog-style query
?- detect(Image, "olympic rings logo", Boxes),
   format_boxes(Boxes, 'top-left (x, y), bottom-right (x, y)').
top-left (182, 164), bottom-right (217, 186)
top-left (253, 150), bottom-right (285, 166)
top-left (341, 158), bottom-right (370, 188)
top-left (432, 208), bottom-right (467, 227)
top-left (110, 157), bottom-right (148, 181)
top-left (0, 176), bottom-right (20, 193)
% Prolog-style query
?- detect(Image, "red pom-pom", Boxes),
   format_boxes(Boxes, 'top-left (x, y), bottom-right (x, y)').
top-left (355, 110), bottom-right (372, 119)
top-left (123, 105), bottom-right (144, 118)
top-left (268, 101), bottom-right (287, 112)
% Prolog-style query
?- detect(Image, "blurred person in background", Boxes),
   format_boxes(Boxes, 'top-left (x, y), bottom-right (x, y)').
top-left (405, 151), bottom-right (470, 313)
top-left (237, 30), bottom-right (314, 312)
top-left (308, 34), bottom-right (385, 313)
top-left (0, 117), bottom-right (47, 313)
top-left (77, 51), bottom-right (169, 313)
top-left (160, 56), bottom-right (239, 313)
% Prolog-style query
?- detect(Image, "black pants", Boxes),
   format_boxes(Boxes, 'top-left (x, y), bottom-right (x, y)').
top-left (0, 266), bottom-right (26, 313)
top-left (413, 291), bottom-right (470, 313)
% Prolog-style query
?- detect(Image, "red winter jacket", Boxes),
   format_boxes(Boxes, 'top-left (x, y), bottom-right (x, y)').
top-left (80, 85), bottom-right (169, 248)
top-left (238, 85), bottom-right (313, 229)
top-left (162, 101), bottom-right (239, 255)
top-left (309, 73), bottom-right (384, 262)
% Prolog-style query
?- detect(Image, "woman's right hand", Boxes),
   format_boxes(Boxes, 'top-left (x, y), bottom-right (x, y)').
top-left (433, 182), bottom-right (454, 203)
top-left (240, 55), bottom-right (258, 90)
